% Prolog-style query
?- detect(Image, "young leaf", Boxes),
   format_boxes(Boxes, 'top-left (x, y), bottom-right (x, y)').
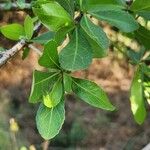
top-left (88, 5), bottom-right (139, 33)
top-left (33, 1), bottom-right (74, 31)
top-left (0, 24), bottom-right (25, 40)
top-left (130, 66), bottom-right (146, 124)
top-left (31, 32), bottom-right (55, 44)
top-left (24, 15), bottom-right (34, 40)
top-left (38, 40), bottom-right (60, 69)
top-left (59, 28), bottom-right (92, 71)
top-left (80, 15), bottom-right (109, 58)
top-left (72, 78), bottom-right (115, 111)
top-left (43, 76), bottom-right (63, 108)
top-left (36, 101), bottom-right (65, 140)
top-left (29, 71), bottom-right (60, 103)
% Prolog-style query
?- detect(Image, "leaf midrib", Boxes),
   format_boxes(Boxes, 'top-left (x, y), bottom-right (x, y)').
top-left (73, 80), bottom-right (112, 109)
top-left (35, 72), bottom-right (59, 85)
top-left (71, 29), bottom-right (79, 69)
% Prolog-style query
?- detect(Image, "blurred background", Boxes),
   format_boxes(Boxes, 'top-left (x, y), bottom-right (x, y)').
top-left (0, 1), bottom-right (150, 150)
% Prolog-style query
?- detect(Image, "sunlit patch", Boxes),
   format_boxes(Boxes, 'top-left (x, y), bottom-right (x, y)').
top-left (43, 93), bottom-right (53, 108)
top-left (130, 96), bottom-right (138, 115)
top-left (65, 22), bottom-right (69, 26)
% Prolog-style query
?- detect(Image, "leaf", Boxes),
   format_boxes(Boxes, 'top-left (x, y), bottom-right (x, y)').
top-left (138, 12), bottom-right (150, 20)
top-left (29, 71), bottom-right (60, 103)
top-left (130, 0), bottom-right (150, 12)
top-left (84, 0), bottom-right (124, 5)
top-left (130, 66), bottom-right (146, 124)
top-left (0, 24), bottom-right (25, 41)
top-left (56, 0), bottom-right (74, 17)
top-left (127, 48), bottom-right (145, 65)
top-left (134, 25), bottom-right (150, 49)
top-left (17, 0), bottom-right (26, 9)
top-left (24, 15), bottom-right (34, 40)
top-left (38, 40), bottom-right (60, 69)
top-left (72, 78), bottom-right (115, 111)
top-left (36, 101), bottom-right (65, 140)
top-left (22, 47), bottom-right (30, 60)
top-left (83, 0), bottom-right (126, 10)
top-left (31, 32), bottom-right (55, 44)
top-left (43, 76), bottom-right (63, 108)
top-left (33, 1), bottom-right (74, 31)
top-left (63, 73), bottom-right (72, 93)
top-left (55, 25), bottom-right (75, 44)
top-left (59, 28), bottom-right (92, 71)
top-left (80, 15), bottom-right (109, 58)
top-left (88, 5), bottom-right (139, 33)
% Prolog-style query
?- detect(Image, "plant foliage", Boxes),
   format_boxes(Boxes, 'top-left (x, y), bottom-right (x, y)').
top-left (1, 0), bottom-right (150, 139)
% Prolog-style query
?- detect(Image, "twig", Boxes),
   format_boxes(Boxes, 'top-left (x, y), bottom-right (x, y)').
top-left (28, 44), bottom-right (42, 56)
top-left (42, 140), bottom-right (50, 150)
top-left (0, 22), bottom-right (41, 67)
top-left (142, 143), bottom-right (150, 150)
top-left (0, 3), bottom-right (31, 11)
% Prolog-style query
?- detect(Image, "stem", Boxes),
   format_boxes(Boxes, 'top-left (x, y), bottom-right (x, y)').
top-left (28, 44), bottom-right (42, 56)
top-left (0, 22), bottom-right (41, 67)
top-left (42, 140), bottom-right (50, 150)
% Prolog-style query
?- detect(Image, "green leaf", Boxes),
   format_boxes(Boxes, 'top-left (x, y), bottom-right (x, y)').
top-left (134, 25), bottom-right (150, 49)
top-left (59, 28), bottom-right (92, 71)
top-left (33, 1), bottom-right (74, 31)
top-left (130, 66), bottom-right (146, 124)
top-left (38, 40), bottom-right (60, 69)
top-left (17, 0), bottom-right (26, 9)
top-left (127, 48), bottom-right (145, 65)
top-left (24, 15), bottom-right (34, 40)
top-left (0, 24), bottom-right (25, 40)
top-left (88, 5), bottom-right (139, 33)
top-left (29, 71), bottom-right (60, 103)
top-left (83, 0), bottom-right (126, 10)
top-left (72, 78), bottom-right (115, 111)
top-left (31, 32), bottom-right (55, 44)
top-left (36, 101), bottom-right (65, 140)
top-left (55, 25), bottom-right (75, 44)
top-left (80, 15), bottom-right (109, 58)
top-left (43, 76), bottom-right (63, 108)
top-left (56, 0), bottom-right (74, 17)
top-left (22, 47), bottom-right (30, 60)
top-left (84, 0), bottom-right (124, 5)
top-left (63, 73), bottom-right (72, 93)
top-left (130, 0), bottom-right (150, 12)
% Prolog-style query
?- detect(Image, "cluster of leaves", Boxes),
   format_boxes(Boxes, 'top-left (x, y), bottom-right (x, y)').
top-left (0, 0), bottom-right (150, 140)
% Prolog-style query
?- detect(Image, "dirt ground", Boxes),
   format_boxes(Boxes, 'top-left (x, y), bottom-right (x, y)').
top-left (0, 11), bottom-right (150, 150)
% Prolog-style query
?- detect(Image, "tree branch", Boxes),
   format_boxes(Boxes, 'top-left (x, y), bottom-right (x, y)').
top-left (0, 3), bottom-right (31, 11)
top-left (0, 22), bottom-right (42, 67)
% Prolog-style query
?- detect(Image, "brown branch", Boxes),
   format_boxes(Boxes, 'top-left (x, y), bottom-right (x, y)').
top-left (0, 22), bottom-right (42, 67)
